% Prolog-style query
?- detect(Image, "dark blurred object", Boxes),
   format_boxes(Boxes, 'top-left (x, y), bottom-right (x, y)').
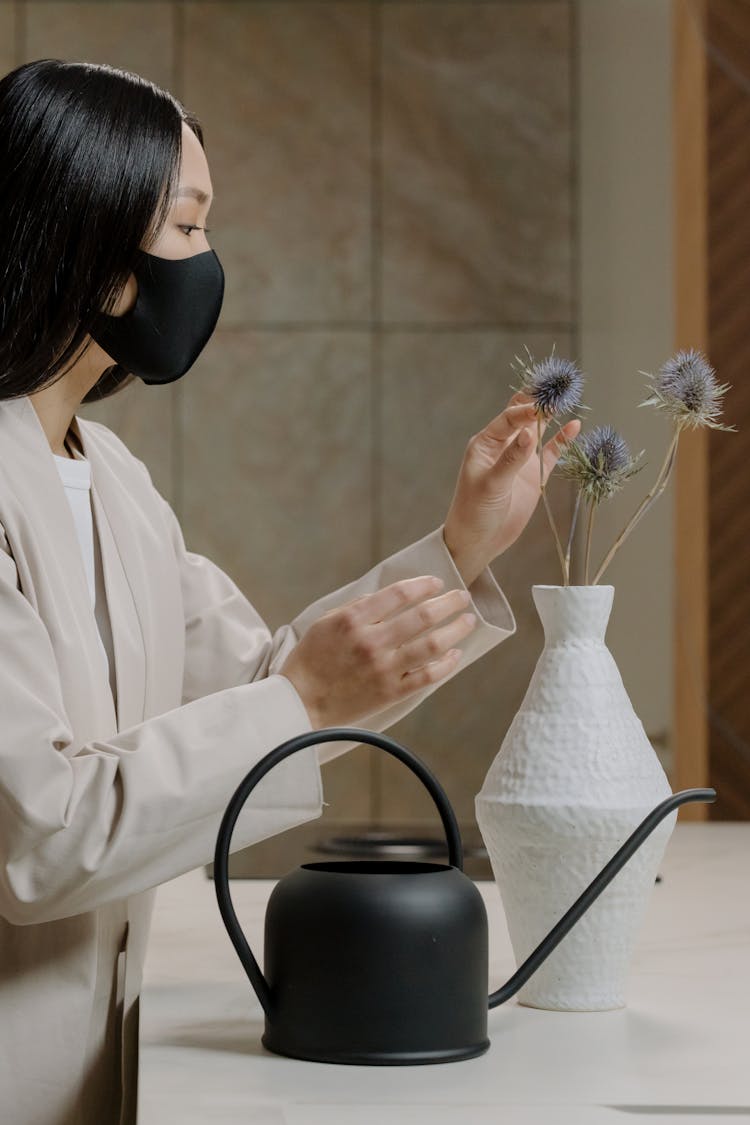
top-left (206, 820), bottom-right (492, 881)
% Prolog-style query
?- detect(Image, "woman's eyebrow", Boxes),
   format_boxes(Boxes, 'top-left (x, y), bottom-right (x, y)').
top-left (176, 186), bottom-right (212, 204)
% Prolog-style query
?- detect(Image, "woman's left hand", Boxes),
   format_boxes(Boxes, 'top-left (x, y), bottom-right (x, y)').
top-left (442, 391), bottom-right (581, 587)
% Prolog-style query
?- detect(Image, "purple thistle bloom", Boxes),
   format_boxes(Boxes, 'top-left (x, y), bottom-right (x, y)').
top-left (510, 348), bottom-right (586, 418)
top-left (639, 348), bottom-right (736, 432)
top-left (558, 424), bottom-right (645, 504)
top-left (579, 425), bottom-right (631, 474)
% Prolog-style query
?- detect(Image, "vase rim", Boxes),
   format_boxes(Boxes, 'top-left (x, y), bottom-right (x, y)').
top-left (532, 584), bottom-right (615, 590)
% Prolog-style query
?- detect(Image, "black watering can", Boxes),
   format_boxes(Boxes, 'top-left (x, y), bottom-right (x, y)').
top-left (213, 727), bottom-right (716, 1066)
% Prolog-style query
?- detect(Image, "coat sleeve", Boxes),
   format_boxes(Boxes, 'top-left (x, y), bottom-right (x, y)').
top-left (140, 459), bottom-right (517, 767)
top-left (0, 519), bottom-right (322, 927)
top-left (0, 440), bottom-right (517, 926)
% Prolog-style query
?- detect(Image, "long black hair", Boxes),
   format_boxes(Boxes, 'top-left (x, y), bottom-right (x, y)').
top-left (0, 59), bottom-right (204, 403)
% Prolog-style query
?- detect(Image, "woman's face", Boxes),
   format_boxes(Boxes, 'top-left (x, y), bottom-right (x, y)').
top-left (109, 121), bottom-right (214, 316)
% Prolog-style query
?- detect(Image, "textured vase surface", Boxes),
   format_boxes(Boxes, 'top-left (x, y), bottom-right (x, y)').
top-left (475, 584), bottom-right (676, 1011)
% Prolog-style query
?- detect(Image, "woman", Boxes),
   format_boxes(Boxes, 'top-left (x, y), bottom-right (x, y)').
top-left (0, 59), bottom-right (579, 1125)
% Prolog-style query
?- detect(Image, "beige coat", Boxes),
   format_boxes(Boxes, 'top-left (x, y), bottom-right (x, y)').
top-left (0, 392), bottom-right (517, 1125)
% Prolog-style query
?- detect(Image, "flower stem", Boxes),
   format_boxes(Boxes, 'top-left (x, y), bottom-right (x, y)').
top-left (565, 490), bottom-right (582, 585)
top-left (591, 423), bottom-right (681, 585)
top-left (584, 499), bottom-right (596, 585)
top-left (538, 414), bottom-right (568, 585)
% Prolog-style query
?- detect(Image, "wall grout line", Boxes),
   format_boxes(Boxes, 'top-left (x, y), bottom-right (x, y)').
top-left (371, 0), bottom-right (383, 568)
top-left (172, 0), bottom-right (186, 523)
top-left (167, 1), bottom-right (570, 5)
top-left (370, 0), bottom-right (384, 825)
top-left (570, 0), bottom-right (580, 366)
top-left (570, 0), bottom-right (583, 585)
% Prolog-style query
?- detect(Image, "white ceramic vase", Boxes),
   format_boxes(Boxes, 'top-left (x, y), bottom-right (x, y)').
top-left (475, 583), bottom-right (676, 1011)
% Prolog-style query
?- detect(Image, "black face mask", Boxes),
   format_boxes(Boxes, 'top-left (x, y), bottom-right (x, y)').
top-left (89, 247), bottom-right (225, 385)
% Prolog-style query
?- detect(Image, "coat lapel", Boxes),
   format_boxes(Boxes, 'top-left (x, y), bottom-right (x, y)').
top-left (0, 395), bottom-right (146, 734)
top-left (71, 411), bottom-right (148, 733)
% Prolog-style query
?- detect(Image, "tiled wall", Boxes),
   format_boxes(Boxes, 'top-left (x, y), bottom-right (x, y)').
top-left (3, 0), bottom-right (577, 828)
top-left (576, 0), bottom-right (674, 778)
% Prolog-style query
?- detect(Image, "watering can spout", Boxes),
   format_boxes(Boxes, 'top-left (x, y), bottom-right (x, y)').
top-left (487, 787), bottom-right (716, 1009)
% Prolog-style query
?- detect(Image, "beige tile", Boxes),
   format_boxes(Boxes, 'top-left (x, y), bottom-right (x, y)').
top-left (0, 2), bottom-right (16, 77)
top-left (378, 329), bottom-right (576, 551)
top-left (183, 2), bottom-right (372, 326)
top-left (181, 328), bottom-right (373, 622)
top-left (181, 328), bottom-right (374, 821)
top-left (24, 1), bottom-right (174, 86)
top-left (381, 2), bottom-right (573, 324)
top-left (375, 329), bottom-right (576, 825)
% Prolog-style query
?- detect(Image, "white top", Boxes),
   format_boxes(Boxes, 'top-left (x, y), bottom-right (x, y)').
top-left (53, 441), bottom-right (117, 709)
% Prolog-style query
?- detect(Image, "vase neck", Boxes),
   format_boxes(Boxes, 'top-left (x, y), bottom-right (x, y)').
top-left (532, 585), bottom-right (614, 645)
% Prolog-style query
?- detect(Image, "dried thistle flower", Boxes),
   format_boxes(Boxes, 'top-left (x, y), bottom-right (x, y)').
top-left (516, 346), bottom-right (736, 585)
top-left (510, 345), bottom-right (588, 418)
top-left (593, 350), bottom-right (736, 583)
top-left (639, 348), bottom-right (737, 432)
top-left (509, 345), bottom-right (588, 585)
top-left (558, 424), bottom-right (645, 504)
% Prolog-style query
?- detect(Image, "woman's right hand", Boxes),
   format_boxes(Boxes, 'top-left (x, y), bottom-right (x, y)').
top-left (279, 575), bottom-right (479, 728)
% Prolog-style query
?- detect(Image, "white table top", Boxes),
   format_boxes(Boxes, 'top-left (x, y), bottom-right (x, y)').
top-left (139, 823), bottom-right (749, 1125)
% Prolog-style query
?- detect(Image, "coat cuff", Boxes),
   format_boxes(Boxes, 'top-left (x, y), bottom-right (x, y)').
top-left (432, 523), bottom-right (517, 639)
top-left (313, 526), bottom-right (517, 765)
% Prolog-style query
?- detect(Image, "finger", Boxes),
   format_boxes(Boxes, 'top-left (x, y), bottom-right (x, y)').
top-left (486, 424), bottom-right (537, 485)
top-left (345, 574), bottom-right (445, 626)
top-left (394, 611), bottom-right (478, 673)
top-left (397, 646), bottom-right (464, 692)
top-left (519, 409), bottom-right (550, 447)
top-left (473, 402), bottom-right (540, 450)
top-left (507, 390), bottom-right (535, 408)
top-left (377, 587), bottom-right (473, 645)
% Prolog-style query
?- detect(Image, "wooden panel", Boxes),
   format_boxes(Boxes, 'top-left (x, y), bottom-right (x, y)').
top-left (673, 0), bottom-right (709, 819)
top-left (706, 0), bottom-right (750, 819)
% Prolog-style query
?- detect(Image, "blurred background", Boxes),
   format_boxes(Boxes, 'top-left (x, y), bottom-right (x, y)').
top-left (1, 0), bottom-right (746, 875)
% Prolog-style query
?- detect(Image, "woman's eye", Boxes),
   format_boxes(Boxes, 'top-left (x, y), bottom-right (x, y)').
top-left (178, 224), bottom-right (212, 236)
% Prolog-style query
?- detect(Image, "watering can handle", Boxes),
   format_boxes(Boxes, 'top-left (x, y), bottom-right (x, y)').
top-left (213, 726), bottom-right (463, 1021)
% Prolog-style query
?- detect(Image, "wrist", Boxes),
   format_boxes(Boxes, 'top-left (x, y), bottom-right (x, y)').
top-left (441, 526), bottom-right (484, 589)
top-left (280, 670), bottom-right (321, 729)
